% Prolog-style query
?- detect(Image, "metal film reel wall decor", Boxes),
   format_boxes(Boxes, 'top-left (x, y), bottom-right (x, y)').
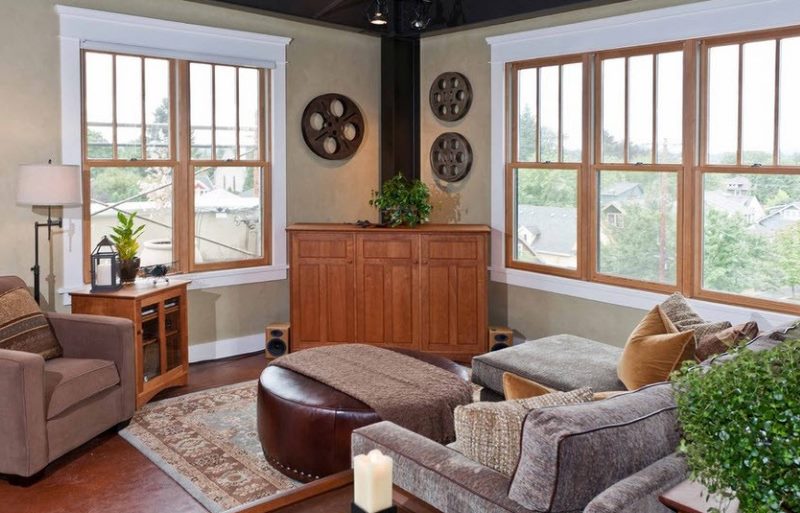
top-left (430, 132), bottom-right (473, 182)
top-left (301, 93), bottom-right (364, 160)
top-left (429, 72), bottom-right (472, 122)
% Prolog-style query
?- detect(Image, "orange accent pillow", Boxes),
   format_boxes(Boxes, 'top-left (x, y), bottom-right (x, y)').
top-left (502, 372), bottom-right (554, 400)
top-left (617, 305), bottom-right (695, 390)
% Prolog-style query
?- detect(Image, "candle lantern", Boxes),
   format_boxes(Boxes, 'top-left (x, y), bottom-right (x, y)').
top-left (91, 236), bottom-right (123, 292)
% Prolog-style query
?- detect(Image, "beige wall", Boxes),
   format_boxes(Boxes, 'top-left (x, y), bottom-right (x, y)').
top-left (0, 0), bottom-right (380, 346)
top-left (419, 0), bottom-right (702, 345)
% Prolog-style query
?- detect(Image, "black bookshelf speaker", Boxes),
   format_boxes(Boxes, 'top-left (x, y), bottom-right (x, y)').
top-left (489, 326), bottom-right (513, 351)
top-left (265, 322), bottom-right (290, 360)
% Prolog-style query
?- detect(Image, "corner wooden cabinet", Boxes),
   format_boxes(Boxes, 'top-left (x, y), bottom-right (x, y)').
top-left (288, 224), bottom-right (490, 361)
top-left (70, 281), bottom-right (189, 408)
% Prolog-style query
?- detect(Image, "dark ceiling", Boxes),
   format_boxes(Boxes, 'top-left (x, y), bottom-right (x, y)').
top-left (201, 0), bottom-right (625, 38)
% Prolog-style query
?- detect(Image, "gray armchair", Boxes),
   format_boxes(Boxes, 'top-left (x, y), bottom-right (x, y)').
top-left (0, 276), bottom-right (135, 481)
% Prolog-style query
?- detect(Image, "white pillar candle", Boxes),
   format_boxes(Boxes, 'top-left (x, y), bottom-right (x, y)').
top-left (353, 449), bottom-right (393, 513)
top-left (95, 261), bottom-right (112, 286)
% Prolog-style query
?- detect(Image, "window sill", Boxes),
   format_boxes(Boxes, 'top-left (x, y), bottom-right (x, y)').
top-left (59, 264), bottom-right (287, 306)
top-left (490, 266), bottom-right (797, 328)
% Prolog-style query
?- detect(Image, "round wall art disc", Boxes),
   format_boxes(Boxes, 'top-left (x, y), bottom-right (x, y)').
top-left (429, 72), bottom-right (472, 122)
top-left (430, 132), bottom-right (473, 182)
top-left (301, 93), bottom-right (364, 160)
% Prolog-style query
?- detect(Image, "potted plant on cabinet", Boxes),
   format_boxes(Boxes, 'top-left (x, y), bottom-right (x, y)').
top-left (110, 211), bottom-right (145, 283)
top-left (369, 173), bottom-right (432, 227)
top-left (671, 339), bottom-right (800, 513)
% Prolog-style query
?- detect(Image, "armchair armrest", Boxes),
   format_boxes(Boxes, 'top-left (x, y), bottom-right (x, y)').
top-left (352, 422), bottom-right (531, 513)
top-left (0, 349), bottom-right (48, 477)
top-left (583, 453), bottom-right (688, 513)
top-left (45, 312), bottom-right (135, 419)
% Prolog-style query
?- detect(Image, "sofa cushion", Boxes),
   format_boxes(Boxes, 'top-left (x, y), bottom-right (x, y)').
top-left (0, 287), bottom-right (62, 360)
top-left (454, 388), bottom-right (593, 476)
top-left (660, 292), bottom-right (731, 342)
top-left (696, 321), bottom-right (759, 361)
top-left (508, 382), bottom-right (680, 513)
top-left (45, 358), bottom-right (120, 419)
top-left (472, 334), bottom-right (626, 396)
top-left (617, 306), bottom-right (695, 390)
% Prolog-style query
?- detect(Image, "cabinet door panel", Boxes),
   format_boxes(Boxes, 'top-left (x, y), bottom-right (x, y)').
top-left (290, 233), bottom-right (355, 348)
top-left (356, 234), bottom-right (419, 348)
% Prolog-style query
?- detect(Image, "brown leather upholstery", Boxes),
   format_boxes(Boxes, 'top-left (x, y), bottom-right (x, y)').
top-left (257, 347), bottom-right (469, 482)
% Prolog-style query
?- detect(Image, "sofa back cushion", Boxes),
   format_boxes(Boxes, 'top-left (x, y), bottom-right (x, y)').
top-left (0, 283), bottom-right (62, 360)
top-left (508, 382), bottom-right (680, 513)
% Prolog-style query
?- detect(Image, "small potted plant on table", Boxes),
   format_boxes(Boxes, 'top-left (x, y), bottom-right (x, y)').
top-left (369, 173), bottom-right (432, 227)
top-left (671, 339), bottom-right (800, 513)
top-left (110, 211), bottom-right (145, 283)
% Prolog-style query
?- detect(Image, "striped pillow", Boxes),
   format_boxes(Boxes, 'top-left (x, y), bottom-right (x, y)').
top-left (0, 287), bottom-right (62, 360)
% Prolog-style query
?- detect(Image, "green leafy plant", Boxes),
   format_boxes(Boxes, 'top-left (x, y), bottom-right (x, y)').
top-left (110, 211), bottom-right (145, 261)
top-left (671, 340), bottom-right (800, 513)
top-left (369, 174), bottom-right (433, 227)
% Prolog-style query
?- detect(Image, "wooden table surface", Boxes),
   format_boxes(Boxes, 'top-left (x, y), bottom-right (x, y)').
top-left (660, 480), bottom-right (740, 513)
top-left (234, 470), bottom-right (442, 513)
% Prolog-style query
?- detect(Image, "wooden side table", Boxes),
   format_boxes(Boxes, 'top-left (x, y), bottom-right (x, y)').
top-left (660, 480), bottom-right (740, 513)
top-left (70, 280), bottom-right (190, 409)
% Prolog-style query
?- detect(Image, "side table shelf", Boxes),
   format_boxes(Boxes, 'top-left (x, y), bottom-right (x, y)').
top-left (70, 280), bottom-right (190, 409)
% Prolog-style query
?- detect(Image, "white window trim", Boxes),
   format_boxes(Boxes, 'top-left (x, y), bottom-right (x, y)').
top-left (56, 5), bottom-right (291, 306)
top-left (487, 0), bottom-right (800, 327)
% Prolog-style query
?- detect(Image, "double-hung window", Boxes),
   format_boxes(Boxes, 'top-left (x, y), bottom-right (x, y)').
top-left (82, 50), bottom-right (270, 280)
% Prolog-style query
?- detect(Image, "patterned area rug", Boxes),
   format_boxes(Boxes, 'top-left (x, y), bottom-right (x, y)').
top-left (119, 381), bottom-right (298, 513)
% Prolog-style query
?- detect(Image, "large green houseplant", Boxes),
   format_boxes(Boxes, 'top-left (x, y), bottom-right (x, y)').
top-left (671, 339), bottom-right (800, 513)
top-left (110, 211), bottom-right (145, 282)
top-left (369, 174), bottom-right (432, 227)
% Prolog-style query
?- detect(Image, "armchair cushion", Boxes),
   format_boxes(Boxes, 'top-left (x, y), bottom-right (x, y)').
top-left (45, 358), bottom-right (120, 419)
top-left (0, 285), bottom-right (62, 360)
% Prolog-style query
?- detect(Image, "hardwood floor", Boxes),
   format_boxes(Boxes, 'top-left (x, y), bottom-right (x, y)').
top-left (0, 352), bottom-right (269, 513)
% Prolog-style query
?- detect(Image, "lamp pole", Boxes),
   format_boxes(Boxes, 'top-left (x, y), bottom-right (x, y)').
top-left (31, 206), bottom-right (62, 304)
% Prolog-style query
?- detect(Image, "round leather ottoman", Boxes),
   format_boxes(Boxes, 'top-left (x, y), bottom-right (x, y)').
top-left (257, 348), bottom-right (469, 482)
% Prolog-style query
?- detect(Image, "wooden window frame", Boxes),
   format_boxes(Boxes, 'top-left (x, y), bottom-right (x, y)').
top-left (81, 50), bottom-right (271, 283)
top-left (505, 54), bottom-right (591, 280)
top-left (694, 26), bottom-right (800, 315)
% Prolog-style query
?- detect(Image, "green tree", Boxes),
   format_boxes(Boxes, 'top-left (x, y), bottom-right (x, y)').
top-left (90, 168), bottom-right (142, 203)
top-left (775, 223), bottom-right (800, 297)
top-left (702, 209), bottom-right (770, 293)
top-left (518, 104), bottom-right (537, 161)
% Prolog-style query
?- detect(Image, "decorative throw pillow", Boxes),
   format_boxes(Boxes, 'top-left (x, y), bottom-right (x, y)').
top-left (502, 372), bottom-right (554, 400)
top-left (0, 287), bottom-right (62, 360)
top-left (696, 321), bottom-right (759, 361)
top-left (617, 305), bottom-right (695, 390)
top-left (660, 292), bottom-right (732, 341)
top-left (453, 387), bottom-right (593, 476)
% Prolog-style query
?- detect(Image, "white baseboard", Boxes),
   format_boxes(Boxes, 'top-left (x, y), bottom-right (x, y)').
top-left (188, 333), bottom-right (264, 363)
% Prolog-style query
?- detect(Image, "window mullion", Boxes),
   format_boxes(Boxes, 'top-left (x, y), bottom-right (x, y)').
top-left (112, 55), bottom-right (118, 160)
top-left (235, 67), bottom-right (241, 160)
top-left (535, 68), bottom-right (541, 163)
top-left (211, 64), bottom-right (217, 161)
top-left (736, 43), bottom-right (744, 166)
top-left (623, 56), bottom-right (629, 164)
top-left (651, 53), bottom-right (658, 164)
top-left (558, 65), bottom-right (563, 163)
top-left (773, 39), bottom-right (781, 166)
top-left (140, 57), bottom-right (146, 160)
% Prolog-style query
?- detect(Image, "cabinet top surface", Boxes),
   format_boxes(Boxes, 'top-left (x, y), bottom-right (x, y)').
top-left (70, 279), bottom-right (189, 299)
top-left (287, 223), bottom-right (491, 234)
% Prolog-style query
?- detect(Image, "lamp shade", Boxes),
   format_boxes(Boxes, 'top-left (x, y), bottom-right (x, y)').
top-left (17, 163), bottom-right (82, 206)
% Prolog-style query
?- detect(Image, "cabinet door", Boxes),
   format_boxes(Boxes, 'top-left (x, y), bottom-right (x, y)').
top-left (290, 232), bottom-right (356, 348)
top-left (356, 233), bottom-right (419, 348)
top-left (420, 234), bottom-right (488, 356)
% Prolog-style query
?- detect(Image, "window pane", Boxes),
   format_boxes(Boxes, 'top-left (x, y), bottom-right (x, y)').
top-left (513, 168), bottom-right (578, 269)
top-left (702, 173), bottom-right (800, 304)
top-left (741, 40), bottom-right (776, 165)
top-left (656, 51), bottom-right (683, 163)
top-left (190, 63), bottom-right (213, 159)
top-left (627, 55), bottom-right (654, 164)
top-left (561, 62), bottom-right (583, 162)
top-left (707, 45), bottom-right (739, 164)
top-left (598, 171), bottom-right (677, 284)
top-left (238, 67), bottom-right (260, 160)
top-left (214, 65), bottom-right (237, 160)
top-left (601, 58), bottom-right (625, 163)
top-left (539, 66), bottom-right (560, 162)
top-left (779, 38), bottom-right (800, 165)
top-left (85, 52), bottom-right (114, 159)
top-left (89, 166), bottom-right (174, 267)
top-left (517, 68), bottom-right (537, 162)
top-left (194, 166), bottom-right (263, 263)
top-left (116, 55), bottom-right (143, 160)
top-left (144, 58), bottom-right (170, 159)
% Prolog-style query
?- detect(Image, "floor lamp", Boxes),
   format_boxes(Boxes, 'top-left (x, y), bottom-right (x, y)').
top-left (16, 161), bottom-right (82, 304)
